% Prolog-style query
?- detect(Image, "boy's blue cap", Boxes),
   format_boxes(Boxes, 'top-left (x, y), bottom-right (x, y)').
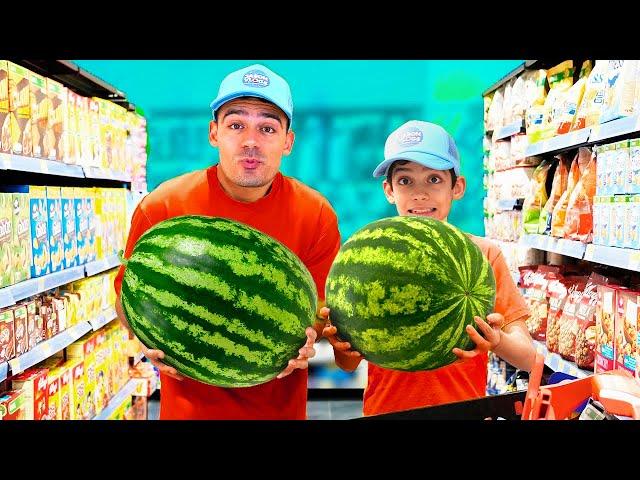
top-left (210, 64), bottom-right (293, 129)
top-left (373, 120), bottom-right (461, 178)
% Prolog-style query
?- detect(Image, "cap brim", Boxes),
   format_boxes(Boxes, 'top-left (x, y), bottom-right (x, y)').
top-left (372, 151), bottom-right (457, 178)
top-left (210, 91), bottom-right (292, 125)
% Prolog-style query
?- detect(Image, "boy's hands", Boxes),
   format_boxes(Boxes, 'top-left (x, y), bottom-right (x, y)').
top-left (319, 307), bottom-right (363, 359)
top-left (141, 344), bottom-right (186, 381)
top-left (452, 313), bottom-right (503, 360)
top-left (277, 327), bottom-right (317, 379)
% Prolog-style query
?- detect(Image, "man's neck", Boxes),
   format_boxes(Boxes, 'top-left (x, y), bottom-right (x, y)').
top-left (216, 167), bottom-right (274, 203)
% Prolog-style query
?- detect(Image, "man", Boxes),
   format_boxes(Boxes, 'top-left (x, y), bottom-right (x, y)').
top-left (114, 64), bottom-right (341, 419)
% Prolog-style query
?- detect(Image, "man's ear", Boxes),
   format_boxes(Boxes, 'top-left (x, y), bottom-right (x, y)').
top-left (282, 130), bottom-right (295, 156)
top-left (209, 120), bottom-right (218, 147)
top-left (382, 180), bottom-right (395, 204)
top-left (452, 175), bottom-right (466, 200)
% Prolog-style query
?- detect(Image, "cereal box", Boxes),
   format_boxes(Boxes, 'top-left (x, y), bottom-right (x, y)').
top-left (93, 187), bottom-right (105, 260)
top-left (60, 187), bottom-right (77, 269)
top-left (0, 389), bottom-right (25, 420)
top-left (631, 139), bottom-right (640, 195)
top-left (86, 189), bottom-right (96, 262)
top-left (0, 60), bottom-right (10, 153)
top-left (615, 140), bottom-right (630, 195)
top-left (0, 192), bottom-right (13, 288)
top-left (45, 366), bottom-right (64, 420)
top-left (29, 71), bottom-right (48, 159)
top-left (65, 357), bottom-right (85, 420)
top-left (46, 186), bottom-right (64, 272)
top-left (600, 195), bottom-right (611, 246)
top-left (39, 297), bottom-right (59, 340)
top-left (11, 192), bottom-right (31, 284)
top-left (20, 300), bottom-right (39, 350)
top-left (0, 307), bottom-right (15, 362)
top-left (616, 289), bottom-right (638, 375)
top-left (625, 195), bottom-right (640, 249)
top-left (614, 195), bottom-right (627, 248)
top-left (58, 363), bottom-right (72, 420)
top-left (11, 367), bottom-right (49, 420)
top-left (63, 88), bottom-right (78, 165)
top-left (7, 61), bottom-right (32, 156)
top-left (44, 78), bottom-right (65, 161)
top-left (60, 291), bottom-right (80, 328)
top-left (74, 187), bottom-right (88, 265)
top-left (28, 185), bottom-right (51, 277)
top-left (88, 98), bottom-right (100, 167)
top-left (94, 330), bottom-right (109, 415)
top-left (12, 304), bottom-right (28, 356)
top-left (66, 332), bottom-right (97, 419)
top-left (596, 284), bottom-right (625, 373)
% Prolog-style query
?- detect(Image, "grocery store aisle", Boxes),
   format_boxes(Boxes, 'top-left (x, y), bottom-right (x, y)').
top-left (145, 398), bottom-right (363, 420)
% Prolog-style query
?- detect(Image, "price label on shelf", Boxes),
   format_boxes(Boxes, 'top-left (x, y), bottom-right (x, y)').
top-left (37, 277), bottom-right (46, 293)
top-left (0, 153), bottom-right (11, 169)
top-left (584, 244), bottom-right (596, 262)
top-left (629, 251), bottom-right (640, 271)
top-left (39, 160), bottom-right (49, 174)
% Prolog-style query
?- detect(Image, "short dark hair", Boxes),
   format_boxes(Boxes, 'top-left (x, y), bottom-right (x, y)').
top-left (386, 160), bottom-right (457, 189)
top-left (214, 96), bottom-right (291, 131)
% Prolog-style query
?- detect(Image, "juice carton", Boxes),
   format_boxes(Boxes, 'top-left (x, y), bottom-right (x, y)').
top-left (631, 139), bottom-right (640, 195)
top-left (600, 196), bottom-right (611, 246)
top-left (0, 193), bottom-right (13, 287)
top-left (60, 187), bottom-right (77, 269)
top-left (595, 146), bottom-right (604, 196)
top-left (44, 78), bottom-right (65, 161)
top-left (614, 195), bottom-right (627, 248)
top-left (7, 61), bottom-right (32, 156)
top-left (0, 60), bottom-right (10, 153)
top-left (0, 389), bottom-right (25, 420)
top-left (74, 187), bottom-right (88, 265)
top-left (616, 289), bottom-right (638, 375)
top-left (29, 71), bottom-right (48, 159)
top-left (615, 140), bottom-right (630, 195)
top-left (46, 186), bottom-right (64, 272)
top-left (11, 192), bottom-right (31, 284)
top-left (11, 367), bottom-right (49, 420)
top-left (11, 304), bottom-right (28, 356)
top-left (625, 195), bottom-right (640, 249)
top-left (0, 307), bottom-right (15, 362)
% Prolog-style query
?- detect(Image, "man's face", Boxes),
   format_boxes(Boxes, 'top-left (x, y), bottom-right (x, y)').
top-left (209, 97), bottom-right (294, 188)
top-left (382, 161), bottom-right (465, 221)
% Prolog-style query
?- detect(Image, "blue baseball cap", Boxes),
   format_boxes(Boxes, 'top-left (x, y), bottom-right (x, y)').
top-left (210, 64), bottom-right (293, 130)
top-left (372, 120), bottom-right (461, 178)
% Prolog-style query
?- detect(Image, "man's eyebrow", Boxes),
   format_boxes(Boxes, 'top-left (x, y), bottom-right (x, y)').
top-left (222, 108), bottom-right (284, 127)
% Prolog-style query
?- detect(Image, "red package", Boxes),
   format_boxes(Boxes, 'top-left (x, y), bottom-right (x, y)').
top-left (546, 276), bottom-right (588, 354)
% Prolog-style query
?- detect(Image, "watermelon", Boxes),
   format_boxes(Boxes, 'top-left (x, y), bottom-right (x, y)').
top-left (120, 215), bottom-right (317, 388)
top-left (325, 216), bottom-right (496, 371)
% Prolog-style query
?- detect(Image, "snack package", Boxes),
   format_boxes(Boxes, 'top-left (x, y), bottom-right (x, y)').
top-left (601, 60), bottom-right (638, 124)
top-left (564, 148), bottom-right (597, 242)
top-left (556, 62), bottom-right (591, 135)
top-left (596, 284), bottom-right (626, 373)
top-left (539, 153), bottom-right (570, 234)
top-left (523, 159), bottom-right (554, 234)
top-left (550, 148), bottom-right (590, 237)
top-left (571, 60), bottom-right (610, 130)
top-left (525, 266), bottom-right (561, 340)
top-left (487, 87), bottom-right (504, 132)
top-left (615, 289), bottom-right (639, 375)
top-left (557, 282), bottom-right (586, 362)
top-left (574, 273), bottom-right (610, 370)
top-left (539, 61), bottom-right (575, 141)
top-left (546, 276), bottom-right (588, 354)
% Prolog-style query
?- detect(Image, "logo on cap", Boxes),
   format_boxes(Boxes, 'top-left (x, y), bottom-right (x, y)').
top-left (397, 127), bottom-right (423, 146)
top-left (242, 70), bottom-right (270, 88)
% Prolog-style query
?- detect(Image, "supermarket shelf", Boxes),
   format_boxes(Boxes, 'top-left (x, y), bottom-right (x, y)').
top-left (8, 321), bottom-right (93, 376)
top-left (85, 255), bottom-right (121, 277)
top-left (93, 378), bottom-right (137, 420)
top-left (133, 350), bottom-right (145, 365)
top-left (495, 120), bottom-right (524, 140)
top-left (588, 114), bottom-right (640, 143)
top-left (525, 128), bottom-right (591, 157)
top-left (520, 234), bottom-right (586, 260)
top-left (496, 198), bottom-right (523, 211)
top-left (583, 244), bottom-right (640, 271)
top-left (309, 340), bottom-right (334, 365)
top-left (0, 266), bottom-right (86, 308)
top-left (482, 62), bottom-right (526, 96)
top-left (0, 362), bottom-right (7, 383)
top-left (0, 153), bottom-right (85, 178)
top-left (533, 341), bottom-right (592, 379)
top-left (83, 166), bottom-right (131, 183)
top-left (89, 308), bottom-right (117, 331)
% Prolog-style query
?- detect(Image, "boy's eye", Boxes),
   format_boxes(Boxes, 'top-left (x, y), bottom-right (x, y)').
top-left (397, 177), bottom-right (411, 186)
top-left (229, 123), bottom-right (242, 130)
top-left (428, 176), bottom-right (442, 184)
top-left (262, 126), bottom-right (276, 134)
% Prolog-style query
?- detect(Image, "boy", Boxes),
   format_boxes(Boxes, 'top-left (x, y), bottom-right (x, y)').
top-left (321, 120), bottom-right (535, 416)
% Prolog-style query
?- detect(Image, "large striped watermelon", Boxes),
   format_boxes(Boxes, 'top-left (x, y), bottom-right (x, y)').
top-left (325, 216), bottom-right (496, 371)
top-left (120, 215), bottom-right (317, 388)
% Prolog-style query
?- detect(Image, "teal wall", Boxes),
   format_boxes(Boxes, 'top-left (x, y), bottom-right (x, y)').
top-left (76, 60), bottom-right (521, 241)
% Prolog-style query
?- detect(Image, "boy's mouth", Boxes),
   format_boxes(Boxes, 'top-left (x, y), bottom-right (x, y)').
top-left (408, 208), bottom-right (436, 215)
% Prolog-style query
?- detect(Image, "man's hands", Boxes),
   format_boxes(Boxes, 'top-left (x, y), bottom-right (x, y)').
top-left (319, 307), bottom-right (363, 359)
top-left (277, 327), bottom-right (317, 379)
top-left (140, 343), bottom-right (185, 381)
top-left (452, 313), bottom-right (503, 360)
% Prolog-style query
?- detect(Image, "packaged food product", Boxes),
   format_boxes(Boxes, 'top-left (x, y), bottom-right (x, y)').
top-left (601, 60), bottom-right (638, 124)
top-left (625, 195), bottom-right (640, 249)
top-left (0, 60), bottom-right (10, 153)
top-left (572, 60), bottom-right (610, 130)
top-left (550, 150), bottom-right (585, 237)
top-left (564, 148), bottom-right (597, 242)
top-left (575, 273), bottom-right (609, 370)
top-left (615, 289), bottom-right (638, 375)
top-left (596, 284), bottom-right (625, 373)
top-left (523, 159), bottom-right (554, 234)
top-left (0, 193), bottom-right (13, 288)
top-left (539, 153), bottom-right (570, 234)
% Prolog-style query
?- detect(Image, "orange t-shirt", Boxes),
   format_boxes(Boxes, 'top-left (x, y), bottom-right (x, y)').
top-left (363, 235), bottom-right (530, 417)
top-left (114, 165), bottom-right (341, 420)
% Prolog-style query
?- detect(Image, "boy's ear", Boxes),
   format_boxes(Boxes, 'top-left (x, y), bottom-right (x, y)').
top-left (452, 175), bottom-right (466, 200)
top-left (209, 120), bottom-right (219, 147)
top-left (382, 180), bottom-right (395, 204)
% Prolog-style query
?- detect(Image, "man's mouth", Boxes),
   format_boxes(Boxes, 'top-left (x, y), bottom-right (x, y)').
top-left (239, 158), bottom-right (262, 170)
top-left (408, 208), bottom-right (437, 215)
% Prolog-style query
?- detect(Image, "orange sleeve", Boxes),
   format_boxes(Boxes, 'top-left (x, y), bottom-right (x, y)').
top-left (303, 202), bottom-right (341, 303)
top-left (114, 201), bottom-right (154, 296)
top-left (489, 246), bottom-right (530, 327)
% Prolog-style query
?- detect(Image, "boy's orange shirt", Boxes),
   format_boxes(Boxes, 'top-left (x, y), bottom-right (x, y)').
top-left (114, 165), bottom-right (340, 420)
top-left (363, 235), bottom-right (530, 417)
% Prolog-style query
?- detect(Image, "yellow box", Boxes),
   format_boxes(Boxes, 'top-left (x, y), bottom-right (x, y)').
top-left (11, 192), bottom-right (31, 285)
top-left (0, 193), bottom-right (13, 288)
top-left (66, 332), bottom-right (97, 419)
top-left (45, 78), bottom-right (65, 161)
top-left (0, 60), bottom-right (11, 153)
top-left (7, 61), bottom-right (32, 156)
top-left (88, 98), bottom-right (100, 167)
top-left (58, 363), bottom-right (72, 420)
top-left (45, 366), bottom-right (64, 420)
top-left (62, 88), bottom-right (77, 165)
top-left (29, 71), bottom-right (48, 159)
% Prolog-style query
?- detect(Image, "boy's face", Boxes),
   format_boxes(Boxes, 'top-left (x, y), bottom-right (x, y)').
top-left (382, 161), bottom-right (466, 221)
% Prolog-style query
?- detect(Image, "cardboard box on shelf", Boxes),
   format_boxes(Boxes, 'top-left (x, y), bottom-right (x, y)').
top-left (11, 192), bottom-right (31, 285)
top-left (0, 60), bottom-right (10, 153)
top-left (46, 186), bottom-right (64, 272)
top-left (45, 78), bottom-right (65, 161)
top-left (12, 304), bottom-right (28, 357)
top-left (0, 192), bottom-right (13, 288)
top-left (60, 186), bottom-right (78, 269)
top-left (29, 71), bottom-right (48, 159)
top-left (7, 61), bottom-right (32, 156)
top-left (11, 367), bottom-right (49, 420)
top-left (0, 389), bottom-right (25, 420)
top-left (0, 307), bottom-right (15, 363)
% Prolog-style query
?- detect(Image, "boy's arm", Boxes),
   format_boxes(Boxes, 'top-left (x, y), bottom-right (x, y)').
top-left (491, 317), bottom-right (536, 372)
